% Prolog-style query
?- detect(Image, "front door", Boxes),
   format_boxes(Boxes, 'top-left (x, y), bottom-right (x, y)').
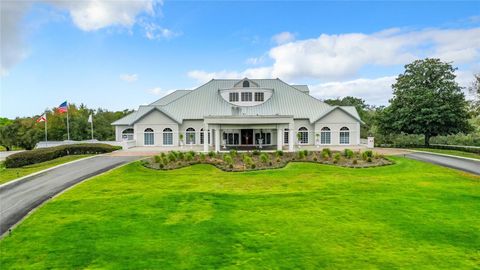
top-left (241, 129), bottom-right (253, 145)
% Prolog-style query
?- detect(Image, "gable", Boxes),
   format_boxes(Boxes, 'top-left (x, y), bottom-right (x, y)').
top-left (135, 108), bottom-right (177, 125)
top-left (315, 107), bottom-right (361, 123)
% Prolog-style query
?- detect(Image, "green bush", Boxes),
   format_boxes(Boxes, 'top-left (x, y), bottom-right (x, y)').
top-left (367, 157), bottom-right (372, 163)
top-left (177, 152), bottom-right (185, 160)
top-left (4, 143), bottom-right (121, 168)
top-left (297, 151), bottom-right (305, 159)
top-left (168, 152), bottom-right (177, 162)
top-left (322, 151), bottom-right (329, 160)
top-left (229, 149), bottom-right (237, 157)
top-left (260, 153), bottom-right (269, 163)
top-left (302, 149), bottom-right (309, 156)
top-left (352, 159), bottom-right (358, 165)
top-left (363, 150), bottom-right (373, 158)
top-left (154, 155), bottom-right (162, 163)
top-left (333, 153), bottom-right (341, 163)
top-left (223, 154), bottom-right (233, 165)
top-left (322, 148), bottom-right (332, 158)
top-left (199, 153), bottom-right (206, 161)
top-left (275, 150), bottom-right (284, 157)
top-left (188, 150), bottom-right (196, 157)
top-left (243, 155), bottom-right (253, 166)
top-left (344, 149), bottom-right (354, 159)
top-left (252, 149), bottom-right (260, 156)
top-left (185, 152), bottom-right (194, 161)
top-left (208, 151), bottom-right (216, 158)
top-left (251, 163), bottom-right (256, 169)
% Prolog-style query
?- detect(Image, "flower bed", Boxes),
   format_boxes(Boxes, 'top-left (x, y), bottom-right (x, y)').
top-left (142, 149), bottom-right (393, 172)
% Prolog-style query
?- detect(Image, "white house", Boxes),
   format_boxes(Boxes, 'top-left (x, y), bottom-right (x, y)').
top-left (112, 78), bottom-right (363, 152)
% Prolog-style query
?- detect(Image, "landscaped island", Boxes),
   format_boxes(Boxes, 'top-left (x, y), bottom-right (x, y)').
top-left (1, 157), bottom-right (478, 269)
top-left (143, 149), bottom-right (392, 171)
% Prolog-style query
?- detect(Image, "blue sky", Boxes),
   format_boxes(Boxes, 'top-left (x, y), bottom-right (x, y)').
top-left (1, 1), bottom-right (479, 118)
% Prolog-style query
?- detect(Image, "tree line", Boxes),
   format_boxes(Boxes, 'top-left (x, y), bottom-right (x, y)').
top-left (0, 104), bottom-right (133, 150)
top-left (1, 58), bottom-right (479, 151)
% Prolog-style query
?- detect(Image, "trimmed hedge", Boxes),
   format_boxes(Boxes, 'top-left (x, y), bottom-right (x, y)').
top-left (428, 144), bottom-right (480, 155)
top-left (4, 143), bottom-right (121, 168)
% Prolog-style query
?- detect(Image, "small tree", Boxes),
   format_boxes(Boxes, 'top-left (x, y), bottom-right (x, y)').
top-left (379, 58), bottom-right (472, 146)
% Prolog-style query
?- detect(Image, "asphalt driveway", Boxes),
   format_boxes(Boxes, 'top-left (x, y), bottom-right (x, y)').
top-left (0, 155), bottom-right (140, 235)
top-left (405, 152), bottom-right (480, 175)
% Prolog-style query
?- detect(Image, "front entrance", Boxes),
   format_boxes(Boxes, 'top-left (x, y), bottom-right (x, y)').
top-left (241, 129), bottom-right (253, 145)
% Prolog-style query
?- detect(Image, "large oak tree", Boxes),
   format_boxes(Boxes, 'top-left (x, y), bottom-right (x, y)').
top-left (379, 58), bottom-right (471, 146)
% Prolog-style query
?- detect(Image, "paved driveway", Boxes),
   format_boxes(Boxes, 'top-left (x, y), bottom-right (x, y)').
top-left (0, 155), bottom-right (140, 235)
top-left (406, 152), bottom-right (480, 175)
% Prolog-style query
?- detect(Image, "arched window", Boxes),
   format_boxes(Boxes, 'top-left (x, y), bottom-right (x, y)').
top-left (243, 80), bottom-right (250, 87)
top-left (122, 128), bottom-right (134, 141)
top-left (298, 127), bottom-right (308, 144)
top-left (200, 128), bottom-right (210, 144)
top-left (186, 127), bottom-right (196, 145)
top-left (320, 127), bottom-right (331, 144)
top-left (340, 127), bottom-right (350, 144)
top-left (144, 128), bottom-right (154, 146)
top-left (163, 128), bottom-right (173, 145)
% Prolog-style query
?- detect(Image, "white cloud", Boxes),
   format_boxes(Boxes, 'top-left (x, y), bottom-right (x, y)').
top-left (120, 73), bottom-right (138, 82)
top-left (0, 1), bottom-right (31, 76)
top-left (1, 0), bottom-right (164, 75)
top-left (143, 22), bottom-right (179, 40)
top-left (189, 26), bottom-right (480, 82)
top-left (272, 31), bottom-right (295, 45)
top-left (49, 0), bottom-right (156, 31)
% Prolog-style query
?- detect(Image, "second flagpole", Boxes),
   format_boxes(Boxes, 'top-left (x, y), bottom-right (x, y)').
top-left (66, 103), bottom-right (70, 141)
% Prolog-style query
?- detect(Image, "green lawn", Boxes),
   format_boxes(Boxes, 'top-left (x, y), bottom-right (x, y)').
top-left (0, 155), bottom-right (91, 185)
top-left (0, 157), bottom-right (479, 269)
top-left (413, 148), bottom-right (480, 160)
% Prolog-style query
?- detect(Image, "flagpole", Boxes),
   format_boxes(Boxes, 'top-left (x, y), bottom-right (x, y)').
top-left (44, 111), bottom-right (48, 146)
top-left (90, 115), bottom-right (94, 140)
top-left (66, 103), bottom-right (70, 141)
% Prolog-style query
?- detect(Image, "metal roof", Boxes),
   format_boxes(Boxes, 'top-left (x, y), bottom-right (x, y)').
top-left (112, 78), bottom-right (362, 125)
top-left (149, 90), bottom-right (192, 106)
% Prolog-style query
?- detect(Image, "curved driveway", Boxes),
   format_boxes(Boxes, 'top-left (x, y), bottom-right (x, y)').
top-left (405, 152), bottom-right (480, 175)
top-left (0, 155), bottom-right (140, 236)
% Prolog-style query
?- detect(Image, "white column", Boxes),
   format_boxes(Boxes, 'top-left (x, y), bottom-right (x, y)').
top-left (277, 127), bottom-right (283, 151)
top-left (288, 122), bottom-right (294, 152)
top-left (203, 124), bottom-right (209, 152)
top-left (215, 127), bottom-right (221, 152)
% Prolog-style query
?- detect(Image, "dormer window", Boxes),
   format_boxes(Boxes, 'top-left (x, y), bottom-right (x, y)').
top-left (229, 92), bottom-right (239, 102)
top-left (241, 92), bottom-right (252, 101)
top-left (254, 92), bottom-right (264, 102)
top-left (243, 81), bottom-right (250, 87)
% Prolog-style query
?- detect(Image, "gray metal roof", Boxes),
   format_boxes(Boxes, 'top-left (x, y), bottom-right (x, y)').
top-left (291, 85), bottom-right (309, 93)
top-left (112, 79), bottom-right (362, 125)
top-left (149, 90), bottom-right (192, 106)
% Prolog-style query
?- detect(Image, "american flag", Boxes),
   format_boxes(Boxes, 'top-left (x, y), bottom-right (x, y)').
top-left (57, 101), bottom-right (68, 114)
top-left (36, 114), bottom-right (46, 123)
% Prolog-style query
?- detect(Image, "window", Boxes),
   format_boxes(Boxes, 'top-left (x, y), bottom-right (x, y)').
top-left (122, 128), bottom-right (134, 141)
top-left (186, 127), bottom-right (195, 144)
top-left (284, 129), bottom-right (289, 144)
top-left (229, 92), bottom-right (239, 102)
top-left (223, 132), bottom-right (239, 145)
top-left (144, 128), bottom-right (154, 145)
top-left (320, 127), bottom-right (331, 144)
top-left (163, 128), bottom-right (173, 145)
top-left (241, 92), bottom-right (252, 101)
top-left (200, 128), bottom-right (210, 144)
top-left (254, 92), bottom-right (264, 102)
top-left (340, 127), bottom-right (350, 144)
top-left (255, 132), bottom-right (271, 145)
top-left (298, 127), bottom-right (308, 144)
top-left (243, 80), bottom-right (250, 87)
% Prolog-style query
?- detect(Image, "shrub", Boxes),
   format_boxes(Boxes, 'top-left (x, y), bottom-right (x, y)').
top-left (275, 150), bottom-right (284, 157)
top-left (260, 153), bottom-right (269, 163)
top-left (352, 159), bottom-right (358, 165)
top-left (160, 152), bottom-right (166, 158)
top-left (313, 156), bottom-right (318, 162)
top-left (154, 155), bottom-right (162, 163)
top-left (362, 150), bottom-right (373, 160)
top-left (177, 152), bottom-right (185, 160)
top-left (322, 151), bottom-right (329, 161)
top-left (251, 163), bottom-right (256, 169)
top-left (159, 163), bottom-right (164, 169)
top-left (344, 149), bottom-right (354, 159)
top-left (223, 154), bottom-right (233, 165)
top-left (199, 153), bottom-right (206, 161)
top-left (252, 149), bottom-right (260, 156)
top-left (276, 157), bottom-right (281, 163)
top-left (229, 149), bottom-right (238, 157)
top-left (322, 148), bottom-right (332, 158)
top-left (243, 155), bottom-right (253, 167)
top-left (188, 150), bottom-right (196, 157)
top-left (333, 153), bottom-right (341, 164)
top-left (185, 152), bottom-right (194, 161)
top-left (208, 151), bottom-right (216, 158)
top-left (229, 164), bottom-right (234, 169)
top-left (367, 157), bottom-right (372, 163)
top-left (4, 143), bottom-right (121, 168)
top-left (302, 149), bottom-right (309, 156)
top-left (297, 151), bottom-right (305, 159)
top-left (168, 152), bottom-right (177, 162)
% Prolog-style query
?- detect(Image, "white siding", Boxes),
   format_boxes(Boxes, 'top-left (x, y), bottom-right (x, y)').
top-left (314, 109), bottom-right (360, 145)
top-left (134, 110), bottom-right (178, 146)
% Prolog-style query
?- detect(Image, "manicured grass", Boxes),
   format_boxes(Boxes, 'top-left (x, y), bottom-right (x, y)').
top-left (413, 148), bottom-right (480, 160)
top-left (0, 157), bottom-right (479, 269)
top-left (0, 155), bottom-right (91, 185)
